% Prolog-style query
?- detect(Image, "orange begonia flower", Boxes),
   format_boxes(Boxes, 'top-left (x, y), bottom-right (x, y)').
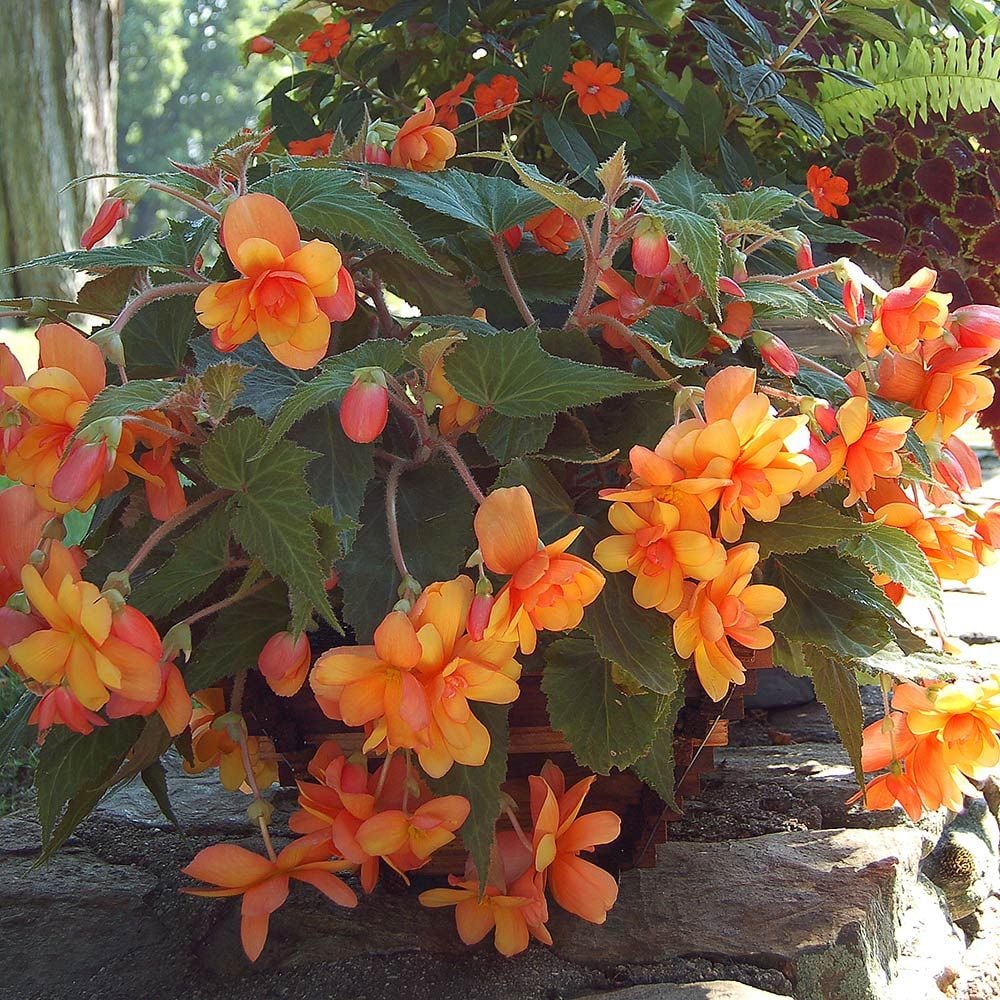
top-left (434, 74), bottom-right (474, 130)
top-left (802, 372), bottom-right (911, 507)
top-left (420, 339), bottom-right (481, 435)
top-left (0, 343), bottom-right (27, 470)
top-left (474, 486), bottom-right (605, 655)
top-left (390, 98), bottom-right (457, 173)
top-left (0, 485), bottom-right (48, 605)
top-left (805, 165), bottom-right (849, 219)
top-left (195, 193), bottom-right (354, 370)
top-left (524, 207), bottom-right (577, 255)
top-left (183, 834), bottom-right (357, 961)
top-left (29, 686), bottom-right (106, 737)
top-left (657, 367), bottom-right (815, 541)
top-left (529, 762), bottom-right (620, 924)
top-left (671, 542), bottom-right (785, 701)
top-left (562, 60), bottom-right (627, 117)
top-left (593, 499), bottom-right (726, 614)
top-left (185, 688), bottom-right (279, 792)
top-left (866, 267), bottom-right (951, 356)
top-left (6, 541), bottom-right (163, 714)
top-left (948, 303), bottom-right (1000, 357)
top-left (298, 20), bottom-right (350, 64)
top-left (474, 74), bottom-right (519, 121)
top-left (258, 630), bottom-right (311, 697)
top-left (356, 795), bottom-right (470, 870)
top-left (878, 343), bottom-right (994, 442)
top-left (4, 324), bottom-right (156, 511)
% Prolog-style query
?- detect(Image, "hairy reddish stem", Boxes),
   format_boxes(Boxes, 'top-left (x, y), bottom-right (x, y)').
top-left (124, 489), bottom-right (227, 575)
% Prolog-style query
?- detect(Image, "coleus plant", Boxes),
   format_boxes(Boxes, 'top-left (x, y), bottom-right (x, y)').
top-left (2, 20), bottom-right (1000, 969)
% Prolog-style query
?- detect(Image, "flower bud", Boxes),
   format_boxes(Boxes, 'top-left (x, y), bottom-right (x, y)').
top-left (50, 439), bottom-right (111, 505)
top-left (162, 622), bottom-right (193, 662)
top-left (339, 368), bottom-right (389, 443)
top-left (812, 400), bottom-right (838, 436)
top-left (90, 328), bottom-right (126, 367)
top-left (81, 197), bottom-right (129, 250)
top-left (718, 275), bottom-right (745, 298)
top-left (630, 216), bottom-right (670, 277)
top-left (249, 35), bottom-right (276, 55)
top-left (948, 304), bottom-right (1000, 357)
top-left (102, 570), bottom-right (132, 597)
top-left (752, 330), bottom-right (799, 377)
top-left (795, 237), bottom-right (818, 288)
top-left (28, 549), bottom-right (45, 567)
top-left (257, 630), bottom-right (311, 697)
top-left (363, 131), bottom-right (391, 165)
top-left (503, 225), bottom-right (522, 252)
top-left (467, 578), bottom-right (494, 641)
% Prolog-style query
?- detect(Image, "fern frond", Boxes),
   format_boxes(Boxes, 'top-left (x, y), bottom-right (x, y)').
top-left (816, 37), bottom-right (1000, 138)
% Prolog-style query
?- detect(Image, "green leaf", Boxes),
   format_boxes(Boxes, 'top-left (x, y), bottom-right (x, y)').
top-left (477, 412), bottom-right (554, 464)
top-left (527, 19), bottom-right (571, 91)
top-left (200, 362), bottom-right (253, 422)
top-left (5, 219), bottom-right (215, 275)
top-left (839, 523), bottom-right (942, 613)
top-left (184, 582), bottom-right (291, 690)
top-left (651, 149), bottom-right (719, 212)
top-left (35, 718), bottom-right (143, 847)
top-left (648, 205), bottom-right (722, 313)
top-left (542, 112), bottom-right (599, 184)
top-left (631, 688), bottom-right (685, 809)
top-left (543, 637), bottom-right (662, 773)
top-left (706, 187), bottom-right (798, 224)
top-left (339, 461), bottom-right (475, 641)
top-left (829, 7), bottom-right (907, 44)
top-left (633, 309), bottom-right (709, 367)
top-left (76, 379), bottom-right (179, 434)
top-left (581, 572), bottom-right (684, 695)
top-left (740, 498), bottom-right (871, 557)
top-left (201, 417), bottom-right (335, 629)
top-left (740, 281), bottom-right (836, 321)
top-left (0, 692), bottom-right (37, 765)
top-left (485, 144), bottom-right (603, 219)
top-left (120, 295), bottom-right (197, 378)
top-left (812, 655), bottom-right (865, 788)
top-left (254, 169), bottom-right (441, 272)
top-left (260, 340), bottom-right (405, 454)
top-left (140, 760), bottom-right (180, 828)
top-left (363, 166), bottom-right (549, 236)
top-left (444, 327), bottom-right (659, 418)
top-left (575, 1), bottom-right (616, 57)
top-left (131, 507), bottom-right (232, 618)
top-left (432, 0), bottom-right (468, 34)
top-left (428, 703), bottom-right (508, 886)
top-left (681, 80), bottom-right (724, 157)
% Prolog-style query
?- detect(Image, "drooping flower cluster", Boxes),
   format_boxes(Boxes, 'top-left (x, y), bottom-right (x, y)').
top-left (419, 762), bottom-right (620, 955)
top-left (854, 677), bottom-right (1000, 820)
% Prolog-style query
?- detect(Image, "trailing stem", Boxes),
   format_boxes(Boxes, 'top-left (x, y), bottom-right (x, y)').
top-left (124, 489), bottom-right (227, 574)
top-left (490, 234), bottom-right (535, 327)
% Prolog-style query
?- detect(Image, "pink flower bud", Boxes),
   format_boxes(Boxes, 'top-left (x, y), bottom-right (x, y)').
top-left (81, 197), bottom-right (129, 250)
top-left (363, 140), bottom-right (391, 166)
top-left (340, 372), bottom-right (389, 443)
top-left (842, 277), bottom-right (865, 324)
top-left (503, 225), bottom-right (522, 252)
top-left (258, 630), bottom-right (311, 697)
top-left (752, 330), bottom-right (799, 377)
top-left (50, 440), bottom-right (111, 504)
top-left (795, 238), bottom-right (818, 288)
top-left (630, 217), bottom-right (670, 277)
top-left (948, 304), bottom-right (1000, 357)
top-left (467, 593), bottom-right (494, 641)
top-left (318, 265), bottom-right (357, 323)
top-left (249, 35), bottom-right (276, 55)
top-left (718, 276), bottom-right (745, 298)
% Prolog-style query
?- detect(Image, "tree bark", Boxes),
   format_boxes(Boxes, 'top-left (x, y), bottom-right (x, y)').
top-left (0, 0), bottom-right (120, 300)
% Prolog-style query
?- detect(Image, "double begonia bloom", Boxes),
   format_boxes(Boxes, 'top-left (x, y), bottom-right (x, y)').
top-left (421, 340), bottom-right (481, 435)
top-left (390, 98), bottom-right (457, 172)
top-left (524, 208), bottom-right (577, 255)
top-left (878, 342), bottom-right (994, 442)
top-left (529, 763), bottom-right (620, 924)
top-left (803, 372), bottom-right (911, 507)
top-left (671, 542), bottom-right (785, 702)
top-left (866, 267), bottom-right (951, 356)
top-left (185, 688), bottom-right (279, 792)
top-left (948, 304), bottom-right (1000, 357)
top-left (473, 74), bottom-right (519, 121)
top-left (183, 834), bottom-right (357, 961)
top-left (195, 193), bottom-right (355, 370)
top-left (593, 499), bottom-right (726, 615)
top-left (4, 324), bottom-right (154, 511)
top-left (7, 542), bottom-right (163, 713)
top-left (474, 486), bottom-right (605, 655)
top-left (562, 60), bottom-right (627, 117)
top-left (258, 630), bottom-right (311, 696)
top-left (657, 368), bottom-right (815, 542)
top-left (355, 795), bottom-right (470, 872)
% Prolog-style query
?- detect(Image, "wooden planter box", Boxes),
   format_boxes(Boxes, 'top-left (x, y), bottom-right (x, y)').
top-left (243, 647), bottom-right (771, 875)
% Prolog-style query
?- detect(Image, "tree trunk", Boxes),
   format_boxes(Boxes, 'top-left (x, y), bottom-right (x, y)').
top-left (0, 0), bottom-right (120, 300)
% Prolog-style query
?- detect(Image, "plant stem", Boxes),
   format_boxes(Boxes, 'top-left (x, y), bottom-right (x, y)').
top-left (435, 437), bottom-right (486, 504)
top-left (793, 353), bottom-right (841, 378)
top-left (121, 414), bottom-right (197, 443)
top-left (490, 235), bottom-right (535, 326)
top-left (568, 217), bottom-right (601, 324)
top-left (148, 182), bottom-right (223, 221)
top-left (385, 458), bottom-right (411, 579)
top-left (179, 578), bottom-right (272, 628)
top-left (124, 489), bottom-right (227, 574)
top-left (579, 312), bottom-right (685, 389)
top-left (106, 281), bottom-right (211, 337)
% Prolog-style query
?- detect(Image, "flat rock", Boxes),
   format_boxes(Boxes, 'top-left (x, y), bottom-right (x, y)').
top-left (550, 828), bottom-right (925, 1000)
top-left (575, 984), bottom-right (786, 999)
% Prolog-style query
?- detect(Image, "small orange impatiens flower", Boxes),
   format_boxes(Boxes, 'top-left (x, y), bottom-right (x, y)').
top-left (196, 193), bottom-right (355, 369)
top-left (805, 164), bottom-right (849, 219)
top-left (183, 834), bottom-right (357, 961)
top-left (671, 542), bottom-right (786, 701)
top-left (866, 267), bottom-right (951, 356)
top-left (524, 207), bottom-right (577, 255)
top-left (562, 60), bottom-right (627, 117)
top-left (473, 74), bottom-right (519, 121)
top-left (474, 486), bottom-right (605, 655)
top-left (298, 20), bottom-right (350, 64)
top-left (390, 98), bottom-right (457, 173)
top-left (433, 74), bottom-right (474, 130)
top-left (287, 133), bottom-right (334, 158)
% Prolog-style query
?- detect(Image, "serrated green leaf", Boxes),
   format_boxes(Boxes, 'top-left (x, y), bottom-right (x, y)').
top-left (419, 314), bottom-right (498, 337)
top-left (839, 523), bottom-right (942, 613)
top-left (542, 112), bottom-right (599, 184)
top-left (651, 149), bottom-right (719, 212)
top-left (493, 457), bottom-right (589, 540)
top-left (254, 169), bottom-right (441, 271)
top-left (633, 309), bottom-right (709, 367)
top-left (120, 295), bottom-right (197, 378)
top-left (131, 506), bottom-right (231, 618)
top-left (706, 187), bottom-right (798, 223)
top-left (477, 412), bottom-right (554, 463)
top-left (261, 340), bottom-right (405, 454)
top-left (76, 379), bottom-right (179, 434)
top-left (492, 143), bottom-right (603, 219)
top-left (201, 417), bottom-right (335, 628)
top-left (543, 637), bottom-right (662, 773)
top-left (444, 327), bottom-right (659, 418)
top-left (648, 205), bottom-right (722, 313)
top-left (740, 281), bottom-right (836, 321)
top-left (812, 655), bottom-right (865, 788)
top-left (741, 498), bottom-right (871, 557)
top-left (200, 362), bottom-right (252, 422)
top-left (631, 687), bottom-right (685, 808)
top-left (0, 691), bottom-right (37, 765)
